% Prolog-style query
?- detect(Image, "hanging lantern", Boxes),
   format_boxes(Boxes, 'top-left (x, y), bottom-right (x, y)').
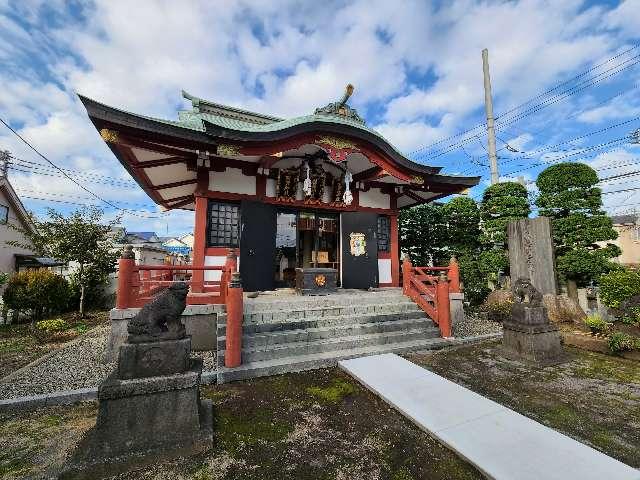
top-left (343, 170), bottom-right (353, 205)
top-left (303, 161), bottom-right (312, 197)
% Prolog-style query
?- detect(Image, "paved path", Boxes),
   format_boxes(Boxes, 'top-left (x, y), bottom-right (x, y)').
top-left (339, 353), bottom-right (639, 480)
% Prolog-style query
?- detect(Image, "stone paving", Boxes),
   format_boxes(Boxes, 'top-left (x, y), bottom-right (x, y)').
top-left (340, 353), bottom-right (639, 480)
top-left (0, 325), bottom-right (216, 399)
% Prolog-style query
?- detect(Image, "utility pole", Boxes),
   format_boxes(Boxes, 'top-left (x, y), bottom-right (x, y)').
top-left (482, 48), bottom-right (499, 184)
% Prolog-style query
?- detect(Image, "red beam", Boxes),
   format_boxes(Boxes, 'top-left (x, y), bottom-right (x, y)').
top-left (151, 179), bottom-right (197, 190)
top-left (353, 166), bottom-right (383, 182)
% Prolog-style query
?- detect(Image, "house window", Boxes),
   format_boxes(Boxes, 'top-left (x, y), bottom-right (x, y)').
top-left (377, 215), bottom-right (390, 252)
top-left (207, 201), bottom-right (240, 247)
top-left (0, 204), bottom-right (8, 225)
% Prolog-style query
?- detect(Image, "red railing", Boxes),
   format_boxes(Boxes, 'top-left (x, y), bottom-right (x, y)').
top-left (115, 246), bottom-right (245, 369)
top-left (116, 249), bottom-right (238, 309)
top-left (402, 257), bottom-right (460, 338)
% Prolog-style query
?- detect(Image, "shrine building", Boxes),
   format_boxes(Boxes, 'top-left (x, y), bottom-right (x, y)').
top-left (79, 86), bottom-right (479, 293)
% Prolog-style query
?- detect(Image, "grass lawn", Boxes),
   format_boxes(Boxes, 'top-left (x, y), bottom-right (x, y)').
top-left (1, 368), bottom-right (482, 480)
top-left (0, 311), bottom-right (109, 379)
top-left (1, 340), bottom-right (637, 479)
top-left (409, 340), bottom-right (640, 468)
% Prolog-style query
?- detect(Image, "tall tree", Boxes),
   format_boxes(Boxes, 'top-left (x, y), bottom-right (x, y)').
top-left (399, 203), bottom-right (447, 266)
top-left (536, 162), bottom-right (620, 299)
top-left (479, 182), bottom-right (531, 284)
top-left (7, 207), bottom-right (120, 315)
top-left (442, 196), bottom-right (488, 304)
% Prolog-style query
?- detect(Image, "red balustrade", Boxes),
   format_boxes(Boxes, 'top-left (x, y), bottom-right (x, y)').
top-left (402, 256), bottom-right (459, 337)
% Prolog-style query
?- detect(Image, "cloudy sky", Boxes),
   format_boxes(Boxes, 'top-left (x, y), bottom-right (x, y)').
top-left (1, 0), bottom-right (639, 236)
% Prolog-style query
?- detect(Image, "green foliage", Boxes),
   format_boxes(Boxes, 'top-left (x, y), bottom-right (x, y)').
top-left (441, 196), bottom-right (481, 257)
top-left (607, 332), bottom-right (640, 354)
top-left (7, 207), bottom-right (120, 315)
top-left (0, 272), bottom-right (8, 287)
top-left (306, 378), bottom-right (357, 403)
top-left (598, 268), bottom-right (640, 308)
top-left (536, 163), bottom-right (619, 286)
top-left (35, 318), bottom-right (68, 334)
top-left (584, 314), bottom-right (610, 334)
top-left (479, 182), bottom-right (530, 279)
top-left (457, 252), bottom-right (490, 306)
top-left (400, 198), bottom-right (489, 305)
top-left (480, 182), bottom-right (531, 247)
top-left (399, 203), bottom-right (447, 266)
top-left (2, 270), bottom-right (70, 321)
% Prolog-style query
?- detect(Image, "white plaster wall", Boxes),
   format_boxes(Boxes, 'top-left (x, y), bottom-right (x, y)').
top-left (378, 258), bottom-right (392, 284)
top-left (0, 189), bottom-right (33, 273)
top-left (359, 188), bottom-right (390, 209)
top-left (204, 255), bottom-right (226, 281)
top-left (266, 178), bottom-right (277, 197)
top-left (209, 168), bottom-right (256, 195)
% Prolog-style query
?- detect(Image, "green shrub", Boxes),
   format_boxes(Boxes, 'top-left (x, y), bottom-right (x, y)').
top-left (0, 272), bottom-right (8, 287)
top-left (36, 318), bottom-right (68, 333)
top-left (584, 314), bottom-right (610, 334)
top-left (607, 332), bottom-right (640, 353)
top-left (2, 270), bottom-right (71, 321)
top-left (599, 269), bottom-right (640, 309)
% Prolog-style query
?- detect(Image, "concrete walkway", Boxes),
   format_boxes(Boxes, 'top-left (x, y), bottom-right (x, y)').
top-left (339, 354), bottom-right (639, 480)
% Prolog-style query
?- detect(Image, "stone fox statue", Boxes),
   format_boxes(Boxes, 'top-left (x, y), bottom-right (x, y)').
top-left (127, 282), bottom-right (189, 341)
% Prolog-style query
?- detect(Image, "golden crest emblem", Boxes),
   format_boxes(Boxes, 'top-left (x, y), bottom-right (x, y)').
top-left (349, 232), bottom-right (366, 257)
top-left (314, 274), bottom-right (326, 287)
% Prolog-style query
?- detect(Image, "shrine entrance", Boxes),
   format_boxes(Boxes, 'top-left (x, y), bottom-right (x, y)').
top-left (274, 209), bottom-right (340, 288)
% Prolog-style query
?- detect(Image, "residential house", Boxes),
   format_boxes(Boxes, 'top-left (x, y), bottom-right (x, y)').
top-left (0, 166), bottom-right (36, 273)
top-left (607, 214), bottom-right (640, 266)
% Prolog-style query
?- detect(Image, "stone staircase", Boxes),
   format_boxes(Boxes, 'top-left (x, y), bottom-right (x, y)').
top-left (216, 289), bottom-right (449, 383)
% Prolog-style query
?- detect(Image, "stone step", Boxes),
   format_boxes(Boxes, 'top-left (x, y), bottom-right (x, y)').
top-left (243, 290), bottom-right (409, 313)
top-left (215, 337), bottom-right (452, 383)
top-left (217, 317), bottom-right (436, 350)
top-left (218, 309), bottom-right (429, 336)
top-left (242, 301), bottom-right (422, 324)
top-left (218, 328), bottom-right (438, 364)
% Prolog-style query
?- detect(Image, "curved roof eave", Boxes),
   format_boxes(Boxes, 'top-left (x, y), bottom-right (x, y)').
top-left (202, 119), bottom-right (444, 176)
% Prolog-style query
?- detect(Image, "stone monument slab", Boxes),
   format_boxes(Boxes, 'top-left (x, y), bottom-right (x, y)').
top-left (508, 217), bottom-right (557, 295)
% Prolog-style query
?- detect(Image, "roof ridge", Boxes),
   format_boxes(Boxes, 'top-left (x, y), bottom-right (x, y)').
top-left (181, 90), bottom-right (283, 123)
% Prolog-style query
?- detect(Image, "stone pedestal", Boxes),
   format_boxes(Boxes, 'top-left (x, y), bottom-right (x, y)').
top-left (502, 280), bottom-right (566, 366)
top-left (61, 284), bottom-right (212, 479)
top-left (61, 353), bottom-right (212, 479)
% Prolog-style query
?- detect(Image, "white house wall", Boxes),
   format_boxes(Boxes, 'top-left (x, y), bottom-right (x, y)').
top-left (209, 168), bottom-right (256, 195)
top-left (0, 189), bottom-right (33, 273)
top-left (378, 258), bottom-right (392, 284)
top-left (359, 188), bottom-right (390, 209)
top-left (204, 255), bottom-right (226, 281)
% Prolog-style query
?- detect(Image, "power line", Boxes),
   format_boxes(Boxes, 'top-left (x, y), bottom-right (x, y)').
top-left (9, 156), bottom-right (137, 186)
top-left (0, 117), bottom-right (166, 218)
top-left (8, 160), bottom-right (137, 189)
top-left (412, 45), bottom-right (640, 161)
top-left (14, 188), bottom-right (155, 209)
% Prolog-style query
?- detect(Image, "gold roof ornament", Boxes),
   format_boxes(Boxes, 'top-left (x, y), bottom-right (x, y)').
top-left (314, 83), bottom-right (365, 125)
top-left (317, 135), bottom-right (358, 150)
top-left (411, 175), bottom-right (425, 185)
top-left (217, 144), bottom-right (241, 157)
top-left (100, 128), bottom-right (120, 143)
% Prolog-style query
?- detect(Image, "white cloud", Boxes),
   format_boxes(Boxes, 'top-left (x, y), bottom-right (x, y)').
top-left (0, 0), bottom-right (639, 234)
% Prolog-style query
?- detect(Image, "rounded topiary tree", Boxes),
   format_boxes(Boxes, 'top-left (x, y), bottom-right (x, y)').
top-left (536, 162), bottom-right (620, 299)
top-left (479, 182), bottom-right (531, 283)
top-left (399, 203), bottom-right (447, 266)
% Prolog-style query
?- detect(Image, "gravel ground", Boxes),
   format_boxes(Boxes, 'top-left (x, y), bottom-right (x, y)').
top-left (0, 325), bottom-right (217, 400)
top-left (453, 312), bottom-right (502, 338)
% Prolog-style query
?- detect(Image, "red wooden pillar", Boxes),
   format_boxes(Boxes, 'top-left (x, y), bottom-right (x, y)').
top-left (116, 246), bottom-right (135, 309)
top-left (448, 256), bottom-right (461, 293)
top-left (225, 272), bottom-right (244, 368)
top-left (390, 214), bottom-right (400, 287)
top-left (191, 195), bottom-right (208, 293)
top-left (436, 272), bottom-right (452, 337)
top-left (402, 256), bottom-right (412, 296)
